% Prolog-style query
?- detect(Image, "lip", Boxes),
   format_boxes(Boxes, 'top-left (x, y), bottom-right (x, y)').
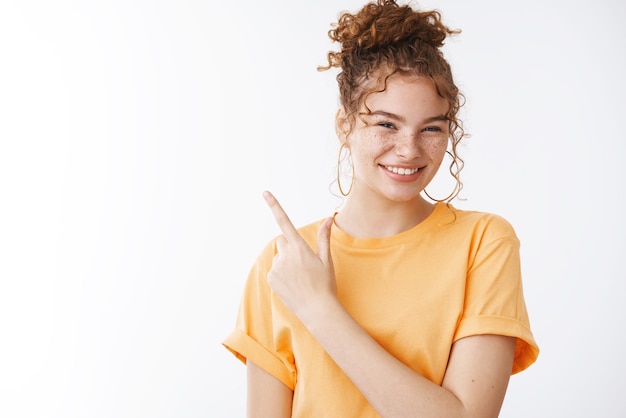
top-left (380, 164), bottom-right (423, 183)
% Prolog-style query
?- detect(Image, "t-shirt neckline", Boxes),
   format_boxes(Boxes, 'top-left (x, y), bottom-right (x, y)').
top-left (331, 202), bottom-right (453, 249)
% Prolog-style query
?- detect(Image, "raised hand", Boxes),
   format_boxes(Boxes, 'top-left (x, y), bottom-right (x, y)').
top-left (263, 191), bottom-right (336, 323)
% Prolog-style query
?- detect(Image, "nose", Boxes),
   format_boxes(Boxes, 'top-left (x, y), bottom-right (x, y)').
top-left (394, 132), bottom-right (421, 160)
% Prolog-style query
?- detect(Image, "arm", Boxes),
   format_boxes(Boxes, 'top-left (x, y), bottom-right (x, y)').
top-left (303, 296), bottom-right (515, 417)
top-left (247, 360), bottom-right (293, 418)
top-left (263, 191), bottom-right (516, 417)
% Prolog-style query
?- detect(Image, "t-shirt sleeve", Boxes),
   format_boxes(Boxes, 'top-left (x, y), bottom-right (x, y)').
top-left (222, 240), bottom-right (297, 389)
top-left (453, 215), bottom-right (539, 374)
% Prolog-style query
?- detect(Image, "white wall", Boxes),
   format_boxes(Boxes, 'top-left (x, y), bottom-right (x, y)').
top-left (1, 0), bottom-right (624, 417)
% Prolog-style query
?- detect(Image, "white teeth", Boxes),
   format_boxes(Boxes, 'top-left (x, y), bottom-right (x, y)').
top-left (384, 165), bottom-right (419, 175)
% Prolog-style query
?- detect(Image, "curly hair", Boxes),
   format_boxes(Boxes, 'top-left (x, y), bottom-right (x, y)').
top-left (319, 0), bottom-right (466, 201)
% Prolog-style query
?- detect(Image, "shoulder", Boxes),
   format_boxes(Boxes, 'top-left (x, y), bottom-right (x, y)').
top-left (257, 217), bottom-right (328, 260)
top-left (442, 204), bottom-right (519, 242)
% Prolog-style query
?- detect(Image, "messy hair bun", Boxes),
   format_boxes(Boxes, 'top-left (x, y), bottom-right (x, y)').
top-left (320, 0), bottom-right (466, 201)
top-left (328, 2), bottom-right (455, 57)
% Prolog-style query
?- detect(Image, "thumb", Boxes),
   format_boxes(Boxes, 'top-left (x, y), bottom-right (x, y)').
top-left (317, 216), bottom-right (333, 266)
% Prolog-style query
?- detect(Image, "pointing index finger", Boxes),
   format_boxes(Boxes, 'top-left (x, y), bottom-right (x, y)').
top-left (263, 191), bottom-right (300, 241)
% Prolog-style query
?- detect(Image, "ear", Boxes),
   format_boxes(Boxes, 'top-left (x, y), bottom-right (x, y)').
top-left (334, 107), bottom-right (350, 145)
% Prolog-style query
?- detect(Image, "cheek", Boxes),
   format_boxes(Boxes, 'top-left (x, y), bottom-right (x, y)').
top-left (351, 133), bottom-right (391, 160)
top-left (426, 138), bottom-right (448, 160)
top-left (369, 135), bottom-right (391, 155)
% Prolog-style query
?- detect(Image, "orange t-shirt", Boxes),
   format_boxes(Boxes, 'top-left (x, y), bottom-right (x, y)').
top-left (223, 203), bottom-right (539, 417)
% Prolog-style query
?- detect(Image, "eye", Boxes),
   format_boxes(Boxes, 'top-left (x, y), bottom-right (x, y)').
top-left (378, 122), bottom-right (396, 129)
top-left (423, 126), bottom-right (442, 132)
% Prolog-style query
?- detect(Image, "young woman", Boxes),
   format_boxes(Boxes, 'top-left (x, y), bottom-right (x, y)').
top-left (223, 1), bottom-right (539, 416)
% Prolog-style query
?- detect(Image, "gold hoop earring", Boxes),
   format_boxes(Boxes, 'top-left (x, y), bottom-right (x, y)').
top-left (423, 185), bottom-right (459, 203)
top-left (337, 143), bottom-right (354, 197)
top-left (424, 150), bottom-right (463, 202)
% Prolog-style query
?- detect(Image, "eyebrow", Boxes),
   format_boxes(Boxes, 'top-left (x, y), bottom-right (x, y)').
top-left (364, 110), bottom-right (449, 124)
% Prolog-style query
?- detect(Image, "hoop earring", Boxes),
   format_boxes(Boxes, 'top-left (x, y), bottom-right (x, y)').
top-left (337, 143), bottom-right (354, 197)
top-left (424, 150), bottom-right (463, 202)
top-left (423, 185), bottom-right (459, 203)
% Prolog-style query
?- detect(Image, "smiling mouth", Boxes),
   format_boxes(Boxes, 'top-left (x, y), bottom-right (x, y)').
top-left (383, 165), bottom-right (420, 175)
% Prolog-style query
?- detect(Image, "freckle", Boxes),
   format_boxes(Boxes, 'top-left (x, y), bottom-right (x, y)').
top-left (471, 379), bottom-right (475, 383)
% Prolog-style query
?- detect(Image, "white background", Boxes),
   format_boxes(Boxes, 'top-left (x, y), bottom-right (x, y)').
top-left (1, 0), bottom-right (624, 417)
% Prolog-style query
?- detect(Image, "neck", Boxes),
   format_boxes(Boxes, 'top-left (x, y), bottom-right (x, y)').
top-left (335, 194), bottom-right (435, 238)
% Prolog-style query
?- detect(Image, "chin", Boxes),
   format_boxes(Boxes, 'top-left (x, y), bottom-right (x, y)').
top-left (383, 190), bottom-right (424, 203)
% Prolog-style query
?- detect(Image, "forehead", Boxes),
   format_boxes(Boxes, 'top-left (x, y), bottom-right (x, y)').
top-left (361, 73), bottom-right (448, 115)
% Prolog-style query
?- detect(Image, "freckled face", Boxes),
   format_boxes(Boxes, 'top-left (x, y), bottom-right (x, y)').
top-left (341, 74), bottom-right (451, 203)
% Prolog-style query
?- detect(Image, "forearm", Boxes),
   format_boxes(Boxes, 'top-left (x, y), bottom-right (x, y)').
top-left (302, 298), bottom-right (466, 418)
